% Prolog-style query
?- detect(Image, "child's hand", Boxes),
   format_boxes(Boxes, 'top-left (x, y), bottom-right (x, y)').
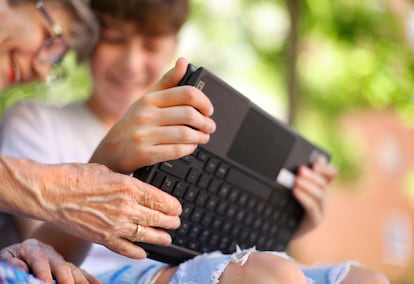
top-left (291, 156), bottom-right (338, 240)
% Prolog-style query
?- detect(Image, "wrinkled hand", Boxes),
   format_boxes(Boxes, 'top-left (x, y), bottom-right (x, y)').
top-left (292, 157), bottom-right (338, 239)
top-left (90, 57), bottom-right (216, 174)
top-left (0, 239), bottom-right (99, 284)
top-left (28, 161), bottom-right (182, 259)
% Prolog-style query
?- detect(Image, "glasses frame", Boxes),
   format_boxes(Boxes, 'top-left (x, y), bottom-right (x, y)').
top-left (34, 0), bottom-right (69, 81)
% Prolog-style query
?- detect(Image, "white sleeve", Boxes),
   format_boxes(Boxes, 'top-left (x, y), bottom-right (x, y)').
top-left (0, 101), bottom-right (59, 163)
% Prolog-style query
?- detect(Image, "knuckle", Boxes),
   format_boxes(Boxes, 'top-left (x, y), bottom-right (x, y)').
top-left (135, 109), bottom-right (155, 124)
top-left (179, 127), bottom-right (192, 142)
top-left (133, 128), bottom-right (151, 144)
top-left (182, 86), bottom-right (198, 102)
top-left (171, 144), bottom-right (188, 159)
top-left (148, 212), bottom-right (161, 226)
top-left (184, 107), bottom-right (198, 123)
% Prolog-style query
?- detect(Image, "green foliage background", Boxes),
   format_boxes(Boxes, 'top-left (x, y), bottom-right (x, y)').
top-left (1, 0), bottom-right (414, 182)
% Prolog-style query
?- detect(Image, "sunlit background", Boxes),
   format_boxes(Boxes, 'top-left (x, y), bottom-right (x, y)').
top-left (1, 0), bottom-right (414, 282)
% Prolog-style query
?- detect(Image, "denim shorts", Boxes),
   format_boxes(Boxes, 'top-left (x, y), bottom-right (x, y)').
top-left (97, 248), bottom-right (356, 284)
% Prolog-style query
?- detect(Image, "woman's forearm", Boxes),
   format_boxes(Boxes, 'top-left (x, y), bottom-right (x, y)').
top-left (0, 154), bottom-right (182, 259)
top-left (0, 155), bottom-right (53, 221)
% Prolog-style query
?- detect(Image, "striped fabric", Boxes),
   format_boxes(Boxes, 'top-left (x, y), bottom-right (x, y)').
top-left (0, 262), bottom-right (45, 284)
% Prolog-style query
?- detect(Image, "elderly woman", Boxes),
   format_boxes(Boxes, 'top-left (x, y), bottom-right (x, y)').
top-left (0, 0), bottom-right (218, 282)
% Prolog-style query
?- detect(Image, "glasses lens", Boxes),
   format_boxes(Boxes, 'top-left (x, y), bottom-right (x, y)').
top-left (36, 36), bottom-right (68, 65)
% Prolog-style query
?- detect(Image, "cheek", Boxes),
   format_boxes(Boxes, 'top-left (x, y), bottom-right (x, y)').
top-left (146, 54), bottom-right (175, 83)
top-left (90, 51), bottom-right (114, 80)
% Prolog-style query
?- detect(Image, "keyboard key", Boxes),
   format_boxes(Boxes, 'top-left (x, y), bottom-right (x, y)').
top-left (207, 179), bottom-right (221, 193)
top-left (209, 234), bottom-right (219, 246)
top-left (181, 203), bottom-right (194, 219)
top-left (195, 191), bottom-right (209, 206)
top-left (216, 200), bottom-right (228, 214)
top-left (188, 225), bottom-right (201, 239)
top-left (222, 222), bottom-right (232, 233)
top-left (255, 201), bottom-right (265, 214)
top-left (205, 157), bottom-right (219, 173)
top-left (216, 163), bottom-right (229, 178)
top-left (199, 230), bottom-right (211, 242)
top-left (238, 193), bottom-right (248, 206)
top-left (235, 210), bottom-right (246, 222)
top-left (247, 198), bottom-right (256, 209)
top-left (228, 188), bottom-right (240, 203)
top-left (181, 155), bottom-right (195, 163)
top-left (173, 182), bottom-right (188, 197)
top-left (174, 237), bottom-right (186, 246)
top-left (160, 160), bottom-right (189, 179)
top-left (253, 218), bottom-right (263, 229)
top-left (211, 218), bottom-right (222, 231)
top-left (197, 173), bottom-right (211, 189)
top-left (196, 150), bottom-right (209, 161)
top-left (245, 214), bottom-right (254, 226)
top-left (226, 204), bottom-right (237, 219)
top-left (248, 232), bottom-right (258, 244)
top-left (187, 241), bottom-right (199, 251)
top-left (218, 183), bottom-right (231, 198)
top-left (184, 186), bottom-right (199, 202)
top-left (264, 207), bottom-right (273, 218)
top-left (231, 225), bottom-right (241, 236)
top-left (161, 175), bottom-right (176, 193)
top-left (201, 212), bottom-right (214, 226)
top-left (218, 237), bottom-right (230, 251)
top-left (190, 208), bottom-right (204, 223)
top-left (186, 168), bottom-right (201, 184)
top-left (177, 221), bottom-right (191, 235)
top-left (151, 172), bottom-right (166, 188)
top-left (206, 196), bottom-right (219, 210)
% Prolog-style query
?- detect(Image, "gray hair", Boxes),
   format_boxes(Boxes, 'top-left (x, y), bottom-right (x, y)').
top-left (9, 0), bottom-right (99, 60)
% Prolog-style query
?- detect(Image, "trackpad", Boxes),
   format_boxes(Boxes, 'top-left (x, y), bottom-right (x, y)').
top-left (227, 108), bottom-right (296, 180)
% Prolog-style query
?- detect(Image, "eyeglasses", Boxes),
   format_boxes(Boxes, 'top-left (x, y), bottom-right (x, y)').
top-left (34, 0), bottom-right (69, 81)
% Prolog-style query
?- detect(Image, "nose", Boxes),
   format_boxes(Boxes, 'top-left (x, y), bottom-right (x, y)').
top-left (121, 41), bottom-right (146, 73)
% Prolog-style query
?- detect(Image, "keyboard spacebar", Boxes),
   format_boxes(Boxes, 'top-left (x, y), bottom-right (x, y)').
top-left (225, 168), bottom-right (271, 199)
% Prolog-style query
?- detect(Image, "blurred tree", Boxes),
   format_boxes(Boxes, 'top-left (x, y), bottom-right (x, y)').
top-left (295, 0), bottom-right (414, 180)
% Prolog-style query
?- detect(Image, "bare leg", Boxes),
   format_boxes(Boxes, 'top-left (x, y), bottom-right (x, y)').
top-left (341, 266), bottom-right (390, 284)
top-left (155, 252), bottom-right (307, 284)
top-left (155, 266), bottom-right (177, 284)
top-left (218, 252), bottom-right (307, 284)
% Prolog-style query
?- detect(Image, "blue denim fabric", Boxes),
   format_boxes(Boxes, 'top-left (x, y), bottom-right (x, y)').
top-left (300, 261), bottom-right (356, 284)
top-left (97, 261), bottom-right (167, 284)
top-left (96, 249), bottom-right (355, 284)
top-left (0, 262), bottom-right (45, 284)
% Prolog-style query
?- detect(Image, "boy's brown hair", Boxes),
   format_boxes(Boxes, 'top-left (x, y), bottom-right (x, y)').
top-left (90, 0), bottom-right (189, 36)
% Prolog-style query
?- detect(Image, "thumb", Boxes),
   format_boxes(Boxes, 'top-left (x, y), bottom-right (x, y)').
top-left (152, 57), bottom-right (189, 91)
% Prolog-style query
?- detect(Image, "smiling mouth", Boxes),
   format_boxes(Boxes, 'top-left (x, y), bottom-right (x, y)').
top-left (9, 53), bottom-right (21, 84)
